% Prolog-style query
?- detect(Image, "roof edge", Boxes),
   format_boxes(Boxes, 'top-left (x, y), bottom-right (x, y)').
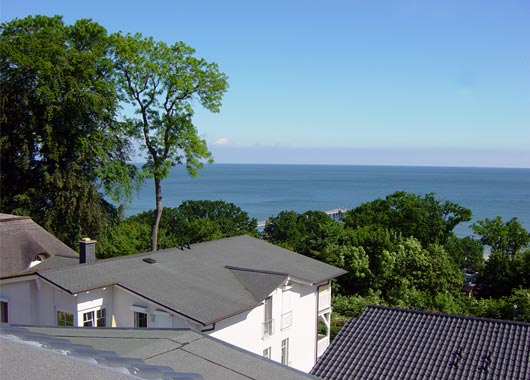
top-left (364, 304), bottom-right (530, 327)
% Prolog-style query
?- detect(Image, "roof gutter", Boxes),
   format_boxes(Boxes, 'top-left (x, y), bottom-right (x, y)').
top-left (36, 273), bottom-right (75, 295)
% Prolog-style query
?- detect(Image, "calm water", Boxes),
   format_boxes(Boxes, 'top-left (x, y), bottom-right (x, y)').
top-left (124, 164), bottom-right (530, 237)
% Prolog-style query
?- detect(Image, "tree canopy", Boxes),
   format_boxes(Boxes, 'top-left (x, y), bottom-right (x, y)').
top-left (344, 191), bottom-right (472, 246)
top-left (98, 200), bottom-right (257, 258)
top-left (0, 15), bottom-right (138, 246)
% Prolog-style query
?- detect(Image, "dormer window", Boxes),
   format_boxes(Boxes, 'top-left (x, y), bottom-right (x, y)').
top-left (29, 253), bottom-right (50, 268)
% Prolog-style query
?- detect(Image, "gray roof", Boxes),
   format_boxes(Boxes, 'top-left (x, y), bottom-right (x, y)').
top-left (1, 324), bottom-right (320, 380)
top-left (39, 235), bottom-right (346, 325)
top-left (0, 214), bottom-right (79, 278)
top-left (311, 305), bottom-right (530, 380)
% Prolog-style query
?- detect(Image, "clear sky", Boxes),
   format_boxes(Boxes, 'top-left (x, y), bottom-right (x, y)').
top-left (2, 1), bottom-right (529, 167)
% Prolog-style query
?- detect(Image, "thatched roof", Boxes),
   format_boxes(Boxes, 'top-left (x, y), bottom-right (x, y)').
top-left (0, 214), bottom-right (78, 278)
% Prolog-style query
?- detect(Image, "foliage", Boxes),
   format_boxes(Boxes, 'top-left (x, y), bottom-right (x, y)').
top-left (97, 200), bottom-right (255, 258)
top-left (472, 216), bottom-right (530, 257)
top-left (110, 32), bottom-right (229, 251)
top-left (444, 234), bottom-right (485, 273)
top-left (477, 249), bottom-right (530, 298)
top-left (0, 15), bottom-right (139, 246)
top-left (344, 191), bottom-right (472, 246)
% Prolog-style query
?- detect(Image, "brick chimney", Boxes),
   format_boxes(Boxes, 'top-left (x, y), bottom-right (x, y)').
top-left (79, 238), bottom-right (96, 264)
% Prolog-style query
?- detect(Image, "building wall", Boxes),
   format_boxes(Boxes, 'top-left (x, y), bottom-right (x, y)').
top-left (111, 286), bottom-right (201, 330)
top-left (0, 277), bottom-right (77, 326)
top-left (210, 281), bottom-right (319, 373)
top-left (0, 278), bottom-right (33, 325)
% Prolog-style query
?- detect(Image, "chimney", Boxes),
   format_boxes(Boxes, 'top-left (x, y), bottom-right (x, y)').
top-left (79, 238), bottom-right (96, 264)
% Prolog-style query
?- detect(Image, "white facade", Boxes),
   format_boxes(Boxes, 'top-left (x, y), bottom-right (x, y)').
top-left (0, 275), bottom-right (332, 372)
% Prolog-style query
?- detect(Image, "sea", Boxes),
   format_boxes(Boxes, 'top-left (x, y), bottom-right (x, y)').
top-left (123, 164), bottom-right (530, 238)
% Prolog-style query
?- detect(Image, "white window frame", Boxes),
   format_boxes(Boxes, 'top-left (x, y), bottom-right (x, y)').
top-left (130, 305), bottom-right (148, 328)
top-left (281, 337), bottom-right (290, 365)
top-left (263, 296), bottom-right (274, 337)
top-left (81, 307), bottom-right (107, 327)
top-left (263, 347), bottom-right (271, 359)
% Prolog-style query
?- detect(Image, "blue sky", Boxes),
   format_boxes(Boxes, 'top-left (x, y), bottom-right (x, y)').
top-left (2, 1), bottom-right (529, 167)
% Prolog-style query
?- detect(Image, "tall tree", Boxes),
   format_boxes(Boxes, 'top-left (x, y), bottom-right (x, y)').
top-left (0, 15), bottom-right (137, 246)
top-left (111, 33), bottom-right (228, 251)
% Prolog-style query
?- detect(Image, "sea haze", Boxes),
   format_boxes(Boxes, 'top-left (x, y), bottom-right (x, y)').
top-left (124, 164), bottom-right (530, 238)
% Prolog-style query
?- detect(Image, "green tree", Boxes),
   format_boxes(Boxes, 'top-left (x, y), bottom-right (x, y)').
top-left (344, 191), bottom-right (472, 246)
top-left (445, 235), bottom-right (485, 273)
top-left (111, 33), bottom-right (229, 251)
top-left (472, 216), bottom-right (530, 257)
top-left (177, 200), bottom-right (257, 238)
top-left (263, 210), bottom-right (345, 267)
top-left (384, 238), bottom-right (463, 305)
top-left (98, 200), bottom-right (254, 257)
top-left (1, 15), bottom-right (138, 246)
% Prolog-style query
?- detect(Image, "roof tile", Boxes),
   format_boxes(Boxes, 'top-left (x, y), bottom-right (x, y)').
top-left (311, 305), bottom-right (530, 380)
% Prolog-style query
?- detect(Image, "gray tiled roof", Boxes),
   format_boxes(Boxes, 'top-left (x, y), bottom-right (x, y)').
top-left (0, 214), bottom-right (78, 278)
top-left (311, 305), bottom-right (530, 380)
top-left (39, 235), bottom-right (346, 325)
top-left (1, 325), bottom-right (320, 380)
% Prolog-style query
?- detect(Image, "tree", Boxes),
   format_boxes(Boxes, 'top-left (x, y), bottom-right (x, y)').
top-left (472, 216), bottom-right (530, 257)
top-left (1, 15), bottom-right (138, 246)
top-left (98, 200), bottom-right (255, 257)
top-left (111, 33), bottom-right (229, 251)
top-left (445, 235), bottom-right (485, 273)
top-left (344, 191), bottom-right (472, 246)
top-left (177, 200), bottom-right (257, 238)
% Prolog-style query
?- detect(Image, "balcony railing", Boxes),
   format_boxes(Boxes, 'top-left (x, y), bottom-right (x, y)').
top-left (262, 318), bottom-right (275, 338)
top-left (281, 311), bottom-right (293, 330)
top-left (317, 334), bottom-right (330, 357)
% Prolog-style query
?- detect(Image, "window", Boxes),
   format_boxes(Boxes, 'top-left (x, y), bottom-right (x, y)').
top-left (134, 311), bottom-right (148, 328)
top-left (97, 309), bottom-right (106, 326)
top-left (281, 338), bottom-right (289, 365)
top-left (263, 347), bottom-right (271, 359)
top-left (82, 308), bottom-right (106, 327)
top-left (263, 296), bottom-right (273, 337)
top-left (1, 301), bottom-right (8, 323)
top-left (57, 311), bottom-right (74, 327)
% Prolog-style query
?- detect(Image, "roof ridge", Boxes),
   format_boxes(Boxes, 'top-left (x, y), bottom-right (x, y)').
top-left (364, 304), bottom-right (530, 327)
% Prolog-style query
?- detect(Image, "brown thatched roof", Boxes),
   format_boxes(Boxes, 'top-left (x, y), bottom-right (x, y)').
top-left (0, 214), bottom-right (78, 278)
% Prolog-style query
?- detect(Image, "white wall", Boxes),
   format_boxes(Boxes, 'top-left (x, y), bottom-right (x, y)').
top-left (0, 277), bottom-right (76, 326)
top-left (210, 281), bottom-right (319, 373)
top-left (0, 278), bottom-right (33, 325)
top-left (111, 286), bottom-right (202, 330)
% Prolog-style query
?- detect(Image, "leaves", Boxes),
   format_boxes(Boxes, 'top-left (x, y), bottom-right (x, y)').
top-left (110, 32), bottom-right (228, 250)
top-left (1, 15), bottom-right (139, 246)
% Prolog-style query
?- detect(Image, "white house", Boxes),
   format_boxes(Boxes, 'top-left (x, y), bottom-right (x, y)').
top-left (0, 214), bottom-right (346, 372)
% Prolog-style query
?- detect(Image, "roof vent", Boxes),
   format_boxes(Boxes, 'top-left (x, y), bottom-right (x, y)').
top-left (142, 258), bottom-right (157, 264)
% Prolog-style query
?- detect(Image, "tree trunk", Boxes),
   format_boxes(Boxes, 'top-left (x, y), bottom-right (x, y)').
top-left (151, 177), bottom-right (163, 251)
